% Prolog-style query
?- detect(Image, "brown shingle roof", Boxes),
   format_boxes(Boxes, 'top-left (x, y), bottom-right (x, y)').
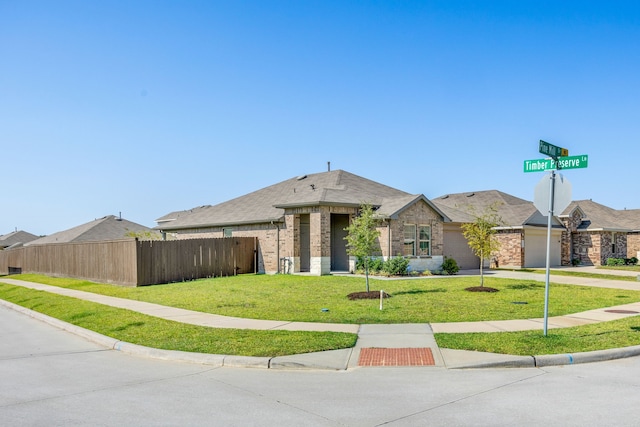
top-left (25, 216), bottom-right (153, 246)
top-left (155, 170), bottom-right (447, 230)
top-left (563, 200), bottom-right (640, 231)
top-left (0, 230), bottom-right (39, 248)
top-left (432, 190), bottom-right (539, 227)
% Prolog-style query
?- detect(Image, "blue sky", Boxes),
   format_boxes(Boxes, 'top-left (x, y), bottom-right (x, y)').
top-left (2, 1), bottom-right (639, 236)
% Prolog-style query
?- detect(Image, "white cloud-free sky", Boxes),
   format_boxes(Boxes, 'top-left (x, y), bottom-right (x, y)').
top-left (2, 1), bottom-right (639, 236)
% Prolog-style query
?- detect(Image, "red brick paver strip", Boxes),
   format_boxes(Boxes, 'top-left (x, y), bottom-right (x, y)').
top-left (358, 348), bottom-right (435, 366)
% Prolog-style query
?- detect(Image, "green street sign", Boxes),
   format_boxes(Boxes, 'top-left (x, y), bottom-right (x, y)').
top-left (524, 155), bottom-right (589, 173)
top-left (539, 140), bottom-right (569, 158)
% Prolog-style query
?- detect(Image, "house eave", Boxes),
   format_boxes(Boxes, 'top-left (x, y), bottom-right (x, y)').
top-left (155, 217), bottom-right (285, 231)
top-left (273, 201), bottom-right (363, 209)
top-left (576, 227), bottom-right (632, 233)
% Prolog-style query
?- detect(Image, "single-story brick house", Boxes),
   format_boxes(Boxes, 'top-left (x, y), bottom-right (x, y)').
top-left (155, 170), bottom-right (450, 275)
top-left (560, 200), bottom-right (640, 266)
top-left (432, 191), bottom-right (640, 269)
top-left (432, 190), bottom-right (565, 269)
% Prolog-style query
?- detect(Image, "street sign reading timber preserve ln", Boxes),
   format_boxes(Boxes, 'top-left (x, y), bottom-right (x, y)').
top-left (523, 155), bottom-right (589, 173)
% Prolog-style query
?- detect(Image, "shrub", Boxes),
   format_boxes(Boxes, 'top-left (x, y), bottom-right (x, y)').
top-left (606, 257), bottom-right (625, 266)
top-left (355, 256), bottom-right (383, 273)
top-left (571, 258), bottom-right (581, 266)
top-left (442, 257), bottom-right (459, 275)
top-left (383, 256), bottom-right (410, 276)
top-left (629, 257), bottom-right (639, 266)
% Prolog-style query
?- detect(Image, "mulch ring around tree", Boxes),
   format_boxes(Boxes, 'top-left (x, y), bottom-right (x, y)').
top-left (347, 291), bottom-right (392, 300)
top-left (465, 286), bottom-right (499, 293)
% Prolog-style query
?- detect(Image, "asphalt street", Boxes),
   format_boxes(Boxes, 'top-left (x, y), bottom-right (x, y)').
top-left (2, 303), bottom-right (640, 426)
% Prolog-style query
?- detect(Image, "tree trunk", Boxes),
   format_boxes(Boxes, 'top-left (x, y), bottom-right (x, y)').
top-left (480, 249), bottom-right (484, 287)
top-left (365, 258), bottom-right (370, 292)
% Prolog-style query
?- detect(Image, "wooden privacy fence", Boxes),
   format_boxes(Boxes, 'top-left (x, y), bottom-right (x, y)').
top-left (0, 237), bottom-right (257, 287)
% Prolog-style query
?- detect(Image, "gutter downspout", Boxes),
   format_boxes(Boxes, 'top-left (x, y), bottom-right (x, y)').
top-left (387, 219), bottom-right (391, 260)
top-left (272, 221), bottom-right (280, 273)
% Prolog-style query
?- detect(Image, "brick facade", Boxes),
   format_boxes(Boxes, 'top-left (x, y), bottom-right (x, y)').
top-left (170, 200), bottom-right (446, 275)
top-left (493, 229), bottom-right (524, 268)
top-left (628, 232), bottom-right (640, 259)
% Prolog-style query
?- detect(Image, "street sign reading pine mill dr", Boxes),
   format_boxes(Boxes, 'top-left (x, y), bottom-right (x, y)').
top-left (539, 140), bottom-right (569, 158)
top-left (523, 155), bottom-right (589, 173)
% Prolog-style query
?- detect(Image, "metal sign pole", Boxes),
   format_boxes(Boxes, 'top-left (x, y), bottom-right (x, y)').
top-left (543, 169), bottom-right (556, 336)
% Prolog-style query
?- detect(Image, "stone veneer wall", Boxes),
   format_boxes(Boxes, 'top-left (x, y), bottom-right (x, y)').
top-left (493, 229), bottom-right (524, 268)
top-left (572, 231), bottom-right (599, 265)
top-left (560, 210), bottom-right (583, 266)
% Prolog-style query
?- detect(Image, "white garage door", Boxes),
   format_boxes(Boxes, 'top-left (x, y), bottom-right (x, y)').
top-left (524, 228), bottom-right (561, 267)
top-left (443, 226), bottom-right (480, 270)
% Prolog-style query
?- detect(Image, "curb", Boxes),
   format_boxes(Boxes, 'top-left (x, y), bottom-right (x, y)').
top-left (4, 298), bottom-right (640, 370)
top-left (533, 346), bottom-right (640, 367)
top-left (0, 299), bottom-right (312, 370)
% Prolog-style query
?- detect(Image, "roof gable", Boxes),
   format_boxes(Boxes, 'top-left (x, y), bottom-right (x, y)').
top-left (564, 200), bottom-right (640, 231)
top-left (156, 170), bottom-right (446, 230)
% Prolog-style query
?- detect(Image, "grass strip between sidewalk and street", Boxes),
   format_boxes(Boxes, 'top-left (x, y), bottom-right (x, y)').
top-left (506, 268), bottom-right (639, 282)
top-left (435, 316), bottom-right (640, 356)
top-left (0, 283), bottom-right (357, 357)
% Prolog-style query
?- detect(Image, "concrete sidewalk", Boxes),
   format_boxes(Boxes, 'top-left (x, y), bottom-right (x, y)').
top-left (2, 269), bottom-right (640, 370)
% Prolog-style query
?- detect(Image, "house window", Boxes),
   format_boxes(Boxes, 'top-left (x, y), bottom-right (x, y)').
top-left (611, 232), bottom-right (616, 254)
top-left (403, 224), bottom-right (416, 256)
top-left (223, 228), bottom-right (232, 238)
top-left (418, 225), bottom-right (431, 256)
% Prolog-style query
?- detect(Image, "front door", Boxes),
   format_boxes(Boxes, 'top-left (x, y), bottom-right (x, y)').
top-left (331, 214), bottom-right (350, 271)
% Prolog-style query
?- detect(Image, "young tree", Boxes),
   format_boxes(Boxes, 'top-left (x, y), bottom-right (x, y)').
top-left (344, 203), bottom-right (381, 292)
top-left (461, 203), bottom-right (503, 287)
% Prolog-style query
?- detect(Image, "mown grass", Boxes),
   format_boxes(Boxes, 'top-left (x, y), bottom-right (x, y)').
top-left (436, 316), bottom-right (640, 355)
top-left (598, 265), bottom-right (640, 272)
top-left (10, 273), bottom-right (640, 323)
top-left (0, 283), bottom-right (357, 357)
top-left (5, 273), bottom-right (640, 356)
top-left (508, 268), bottom-right (638, 282)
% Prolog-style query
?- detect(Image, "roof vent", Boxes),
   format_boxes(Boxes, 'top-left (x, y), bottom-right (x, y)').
top-left (441, 195), bottom-right (449, 199)
top-left (296, 175), bottom-right (307, 181)
top-left (466, 193), bottom-right (475, 197)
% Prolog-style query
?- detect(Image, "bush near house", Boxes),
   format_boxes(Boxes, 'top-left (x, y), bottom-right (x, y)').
top-left (441, 257), bottom-right (460, 275)
top-left (355, 256), bottom-right (410, 276)
top-left (606, 257), bottom-right (638, 266)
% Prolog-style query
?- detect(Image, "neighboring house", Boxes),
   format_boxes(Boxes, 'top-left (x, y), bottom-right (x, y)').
top-left (560, 200), bottom-right (640, 266)
top-left (432, 190), bottom-right (565, 269)
top-left (0, 230), bottom-right (39, 249)
top-left (25, 215), bottom-right (154, 246)
top-left (155, 169), bottom-right (450, 275)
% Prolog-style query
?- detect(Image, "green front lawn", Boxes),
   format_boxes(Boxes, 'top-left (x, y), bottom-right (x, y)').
top-left (508, 267), bottom-right (640, 282)
top-left (0, 283), bottom-right (357, 357)
top-left (4, 273), bottom-right (640, 357)
top-left (11, 273), bottom-right (640, 324)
